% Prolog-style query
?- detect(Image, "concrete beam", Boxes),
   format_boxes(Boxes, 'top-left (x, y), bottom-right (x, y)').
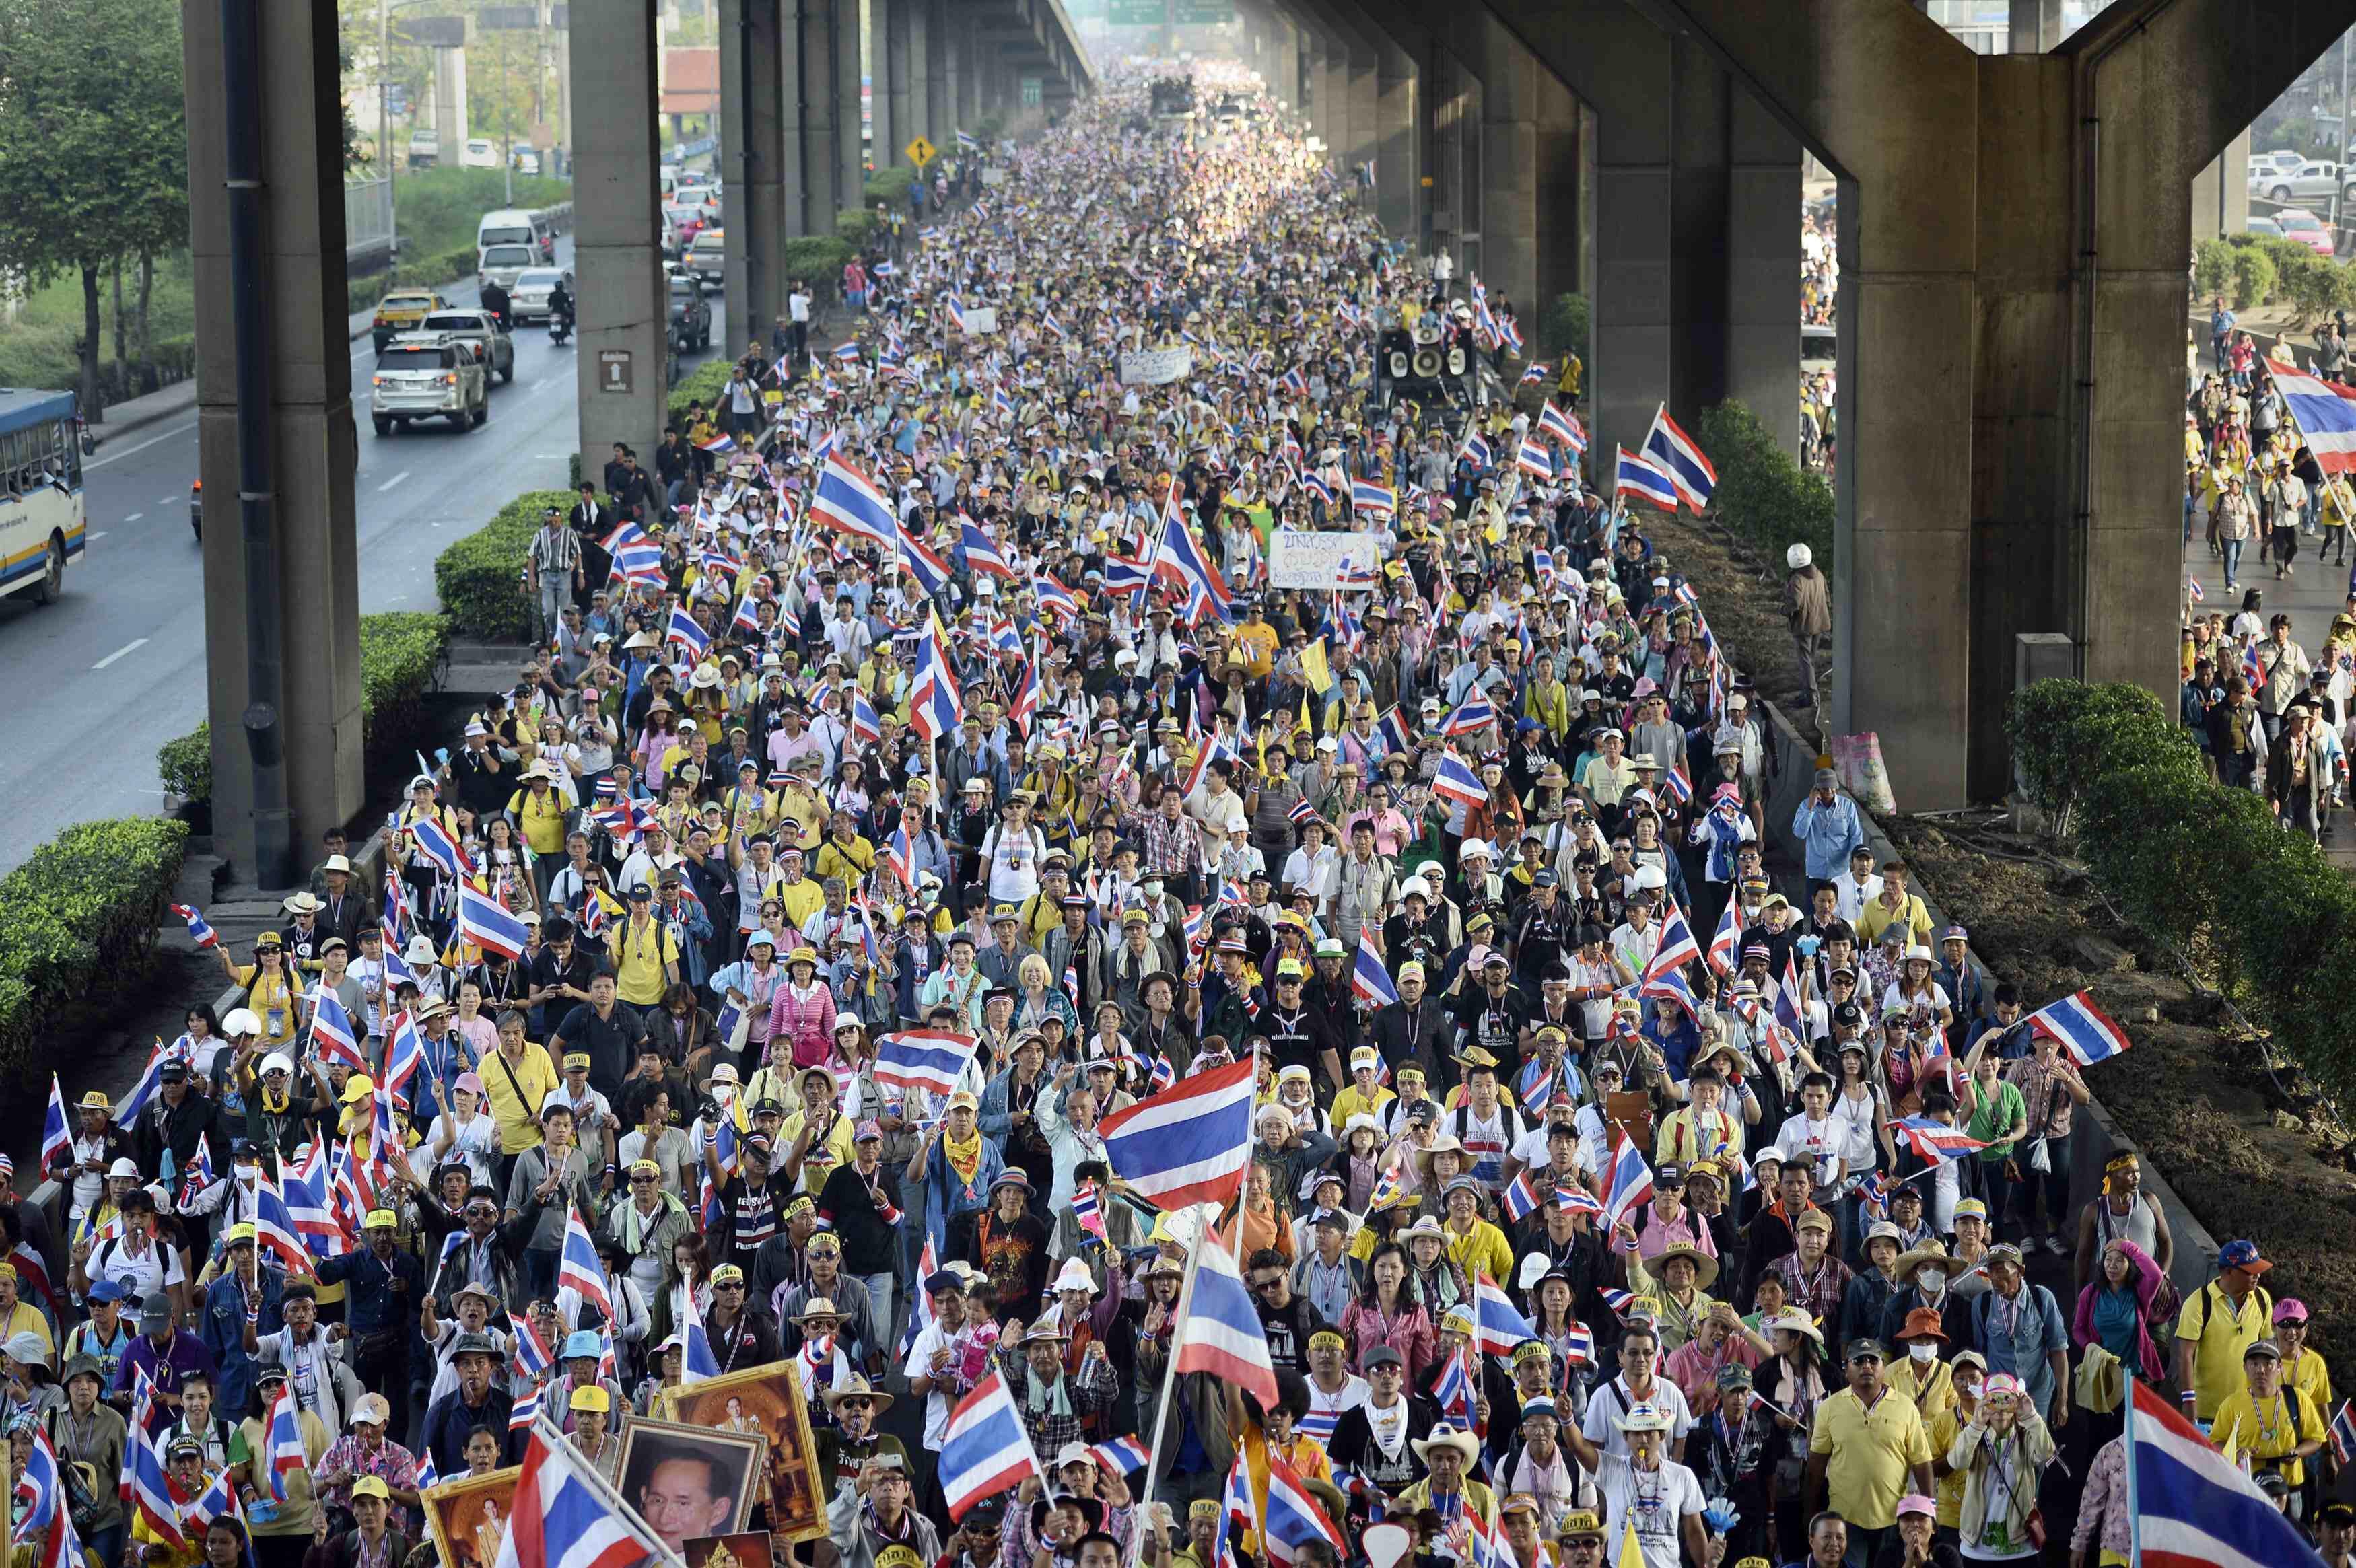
top-left (720, 0), bottom-right (788, 347)
top-left (799, 0), bottom-right (843, 235)
top-left (185, 0), bottom-right (364, 879)
top-left (1336, 0), bottom-right (1421, 236)
top-left (570, 0), bottom-right (666, 478)
top-left (835, 0), bottom-right (862, 212)
top-left (926, 0), bottom-right (954, 144)
top-left (909, 0), bottom-right (936, 149)
top-left (872, 0), bottom-right (898, 168)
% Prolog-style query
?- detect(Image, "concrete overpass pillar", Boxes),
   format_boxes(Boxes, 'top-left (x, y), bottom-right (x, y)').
top-left (720, 0), bottom-right (788, 347)
top-left (1370, 30), bottom-right (1419, 239)
top-left (923, 0), bottom-right (950, 146)
top-left (185, 0), bottom-right (363, 881)
top-left (2190, 129), bottom-right (2250, 240)
top-left (1272, 13), bottom-right (1298, 110)
top-left (800, 0), bottom-right (843, 236)
top-left (1345, 33), bottom-right (1378, 180)
top-left (1298, 28), bottom-right (1328, 146)
top-left (2007, 0), bottom-right (2061, 52)
top-left (835, 0), bottom-right (864, 206)
top-left (907, 0), bottom-right (935, 151)
top-left (434, 44), bottom-right (469, 166)
top-left (952, 21), bottom-right (977, 133)
top-left (1478, 13), bottom-right (1543, 318)
top-left (872, 0), bottom-right (897, 168)
top-left (1653, 0), bottom-right (2351, 806)
top-left (570, 0), bottom-right (667, 478)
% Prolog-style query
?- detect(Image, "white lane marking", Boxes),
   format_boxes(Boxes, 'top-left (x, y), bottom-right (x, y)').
top-left (530, 376), bottom-right (556, 394)
top-left (122, 513), bottom-right (142, 522)
top-left (89, 532), bottom-right (107, 542)
top-left (92, 638), bottom-right (149, 670)
top-left (83, 421), bottom-right (196, 470)
top-left (378, 470), bottom-right (413, 493)
top-left (160, 495), bottom-right (182, 505)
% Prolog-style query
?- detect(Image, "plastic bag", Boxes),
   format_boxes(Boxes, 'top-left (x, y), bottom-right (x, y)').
top-left (1832, 732), bottom-right (1896, 813)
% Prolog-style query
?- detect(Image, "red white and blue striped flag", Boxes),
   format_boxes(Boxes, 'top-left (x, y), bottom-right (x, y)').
top-left (1099, 1057), bottom-right (1257, 1211)
top-left (1072, 1178), bottom-right (1107, 1242)
top-left (170, 904), bottom-right (219, 948)
top-left (938, 1371), bottom-right (1046, 1520)
top-left (1172, 1231), bottom-right (1280, 1409)
top-left (2027, 989), bottom-right (2133, 1067)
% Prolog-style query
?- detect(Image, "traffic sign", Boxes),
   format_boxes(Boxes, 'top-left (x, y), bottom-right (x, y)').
top-left (905, 135), bottom-right (936, 168)
top-left (1106, 0), bottom-right (1161, 24)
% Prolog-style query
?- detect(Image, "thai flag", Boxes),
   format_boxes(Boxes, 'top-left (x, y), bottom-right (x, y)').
top-left (2126, 1375), bottom-right (2321, 1568)
top-left (1432, 751), bottom-right (1490, 809)
top-left (170, 904), bottom-right (219, 949)
top-left (608, 540), bottom-right (666, 586)
top-left (40, 1075), bottom-right (69, 1179)
top-left (696, 431), bottom-right (736, 454)
top-left (507, 1379), bottom-right (543, 1433)
top-left (1642, 405), bottom-right (1719, 512)
top-left (1663, 756), bottom-right (1695, 807)
top-left (876, 1029), bottom-right (979, 1097)
top-left (1498, 314), bottom-right (1524, 353)
top-left (126, 1415), bottom-right (186, 1553)
top-left (495, 1418), bottom-right (676, 1568)
top-left (1644, 902), bottom-right (1703, 988)
top-left (1101, 1056), bottom-right (1257, 1211)
top-left (957, 128), bottom-right (980, 149)
top-left (897, 524), bottom-right (955, 596)
top-left (1443, 688), bottom-right (1498, 738)
top-left (1600, 1130), bottom-right (1656, 1232)
top-left (377, 1010), bottom-right (425, 1108)
top-left (1472, 1270), bottom-right (1536, 1358)
top-left (1890, 1116), bottom-right (1992, 1165)
top-left (555, 1205), bottom-right (614, 1329)
top-left (942, 293), bottom-right (969, 332)
top-left (1089, 1435), bottom-right (1151, 1476)
top-left (681, 1275), bottom-right (724, 1384)
top-left (1857, 1170), bottom-right (1892, 1222)
top-left (909, 614), bottom-right (964, 747)
top-left (185, 1461), bottom-right (249, 1546)
top-left (2260, 366), bottom-right (2356, 475)
top-left (304, 989), bottom-right (367, 1076)
top-left (1615, 445), bottom-right (1682, 511)
top-left (1519, 362), bottom-right (1551, 386)
top-left (1601, 1287), bottom-right (1637, 1319)
top-left (1263, 1456), bottom-right (1348, 1565)
top-left (1035, 577), bottom-right (1081, 623)
top-left (990, 385), bottom-right (1016, 422)
top-left (833, 341), bottom-right (863, 362)
top-left (1072, 1179), bottom-right (1107, 1242)
top-left (254, 1174), bottom-right (318, 1275)
top-left (513, 1314), bottom-right (556, 1382)
top-left (1368, 1148), bottom-right (1408, 1213)
top-left (1516, 439), bottom-right (1553, 480)
top-left (961, 520), bottom-right (1017, 579)
top-left (2332, 1398), bottom-right (2356, 1465)
top-left (666, 604), bottom-right (711, 658)
top-left (2028, 989), bottom-right (2133, 1066)
top-left (1352, 927), bottom-right (1399, 1007)
top-left (1213, 1450), bottom-right (1259, 1568)
top-left (848, 688), bottom-right (883, 746)
top-left (1104, 554), bottom-right (1154, 596)
top-left (1156, 503), bottom-right (1235, 623)
top-left (1040, 309), bottom-right (1066, 339)
top-left (1377, 705), bottom-right (1414, 756)
top-left (1008, 657), bottom-right (1042, 734)
top-left (1171, 1230), bottom-right (1280, 1408)
top-left (897, 1236), bottom-right (942, 1359)
top-left (1301, 472), bottom-right (1336, 508)
top-left (458, 882), bottom-right (531, 962)
top-left (1540, 402), bottom-right (1587, 454)
top-left (1351, 479), bottom-right (1398, 516)
top-left (1501, 1168), bottom-right (1545, 1225)
top-left (18, 1425), bottom-right (85, 1568)
top-left (2187, 577), bottom-right (2206, 603)
top-left (176, 1140), bottom-right (216, 1211)
top-left (407, 814), bottom-right (472, 880)
top-left (1459, 431), bottom-right (1492, 467)
top-left (1281, 366), bottom-right (1308, 397)
top-left (813, 453), bottom-right (902, 548)
top-left (1707, 902), bottom-right (1744, 976)
top-left (1433, 1340), bottom-right (1480, 1448)
top-left (938, 1371), bottom-right (1047, 1520)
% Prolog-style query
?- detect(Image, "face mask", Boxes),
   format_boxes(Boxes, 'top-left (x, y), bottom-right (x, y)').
top-left (1917, 1268), bottom-right (1947, 1293)
top-left (1908, 1343), bottom-right (1935, 1365)
top-left (1956, 1378), bottom-right (1983, 1401)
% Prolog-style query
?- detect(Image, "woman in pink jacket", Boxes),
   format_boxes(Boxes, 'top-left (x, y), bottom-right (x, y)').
top-left (1339, 1241), bottom-right (1437, 1386)
top-left (765, 945), bottom-right (838, 1068)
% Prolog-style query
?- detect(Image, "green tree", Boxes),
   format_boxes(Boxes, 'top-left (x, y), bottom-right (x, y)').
top-left (0, 0), bottom-right (187, 411)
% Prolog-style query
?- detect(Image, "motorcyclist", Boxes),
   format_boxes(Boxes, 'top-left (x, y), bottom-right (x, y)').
top-left (547, 277), bottom-right (575, 336)
top-left (481, 277), bottom-right (512, 332)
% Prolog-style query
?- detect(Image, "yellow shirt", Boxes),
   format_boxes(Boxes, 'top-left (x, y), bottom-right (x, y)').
top-left (232, 964), bottom-right (302, 1050)
top-left (2210, 1385), bottom-right (2326, 1487)
top-left (1885, 1353), bottom-right (1956, 1427)
top-left (1855, 892), bottom-right (1933, 950)
top-left (0, 1300), bottom-right (53, 1363)
top-left (510, 786), bottom-right (571, 856)
top-left (1808, 1386), bottom-right (1933, 1530)
top-left (1653, 1106), bottom-right (1747, 1166)
top-left (779, 1111), bottom-right (858, 1195)
top-left (1443, 1217), bottom-right (1515, 1288)
top-left (773, 787), bottom-right (827, 850)
top-left (1235, 621), bottom-right (1280, 678)
top-left (813, 834), bottom-right (878, 886)
top-left (2174, 1280), bottom-right (2273, 1420)
top-left (1331, 1083), bottom-right (1395, 1129)
top-left (1927, 1404), bottom-right (1974, 1528)
top-left (477, 1042), bottom-right (562, 1154)
top-left (610, 914), bottom-right (680, 1006)
top-left (2285, 1347), bottom-right (2335, 1419)
top-left (775, 876), bottom-right (827, 929)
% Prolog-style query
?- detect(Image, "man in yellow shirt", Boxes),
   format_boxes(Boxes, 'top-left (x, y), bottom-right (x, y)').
top-left (477, 1013), bottom-right (561, 1157)
top-left (2175, 1239), bottom-right (2275, 1421)
top-left (2208, 1337), bottom-right (2327, 1490)
top-left (1807, 1339), bottom-right (1934, 1563)
top-left (507, 763), bottom-right (571, 860)
top-left (773, 845), bottom-right (827, 929)
top-left (1923, 1349), bottom-right (1988, 1531)
top-left (610, 888), bottom-right (680, 1007)
top-left (1854, 861), bottom-right (1934, 949)
top-left (1330, 1047), bottom-right (1395, 1129)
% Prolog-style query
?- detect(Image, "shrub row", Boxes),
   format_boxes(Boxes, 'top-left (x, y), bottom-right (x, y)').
top-left (434, 489), bottom-right (576, 643)
top-left (0, 818), bottom-right (188, 1092)
top-left (2007, 679), bottom-right (2356, 1102)
top-left (156, 612), bottom-right (451, 807)
top-left (669, 357), bottom-right (736, 426)
top-left (782, 235), bottom-right (855, 285)
top-left (2196, 232), bottom-right (2356, 323)
top-left (1694, 399), bottom-right (1834, 571)
top-left (347, 244), bottom-right (483, 320)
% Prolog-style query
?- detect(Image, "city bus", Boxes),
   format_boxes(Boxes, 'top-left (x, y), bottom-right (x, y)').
top-left (0, 389), bottom-right (88, 605)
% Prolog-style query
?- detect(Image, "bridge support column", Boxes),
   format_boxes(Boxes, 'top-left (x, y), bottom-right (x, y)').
top-left (952, 22), bottom-right (977, 133)
top-left (434, 44), bottom-right (469, 166)
top-left (835, 0), bottom-right (863, 207)
top-left (720, 0), bottom-right (787, 342)
top-left (799, 0), bottom-right (843, 236)
top-left (871, 0), bottom-right (897, 169)
top-left (1655, 0), bottom-right (2352, 806)
top-left (1371, 30), bottom-right (1418, 237)
top-left (924, 0), bottom-right (951, 147)
top-left (906, 0), bottom-right (934, 151)
top-left (570, 0), bottom-right (666, 477)
top-left (186, 0), bottom-right (363, 882)
top-left (1298, 27), bottom-right (1328, 147)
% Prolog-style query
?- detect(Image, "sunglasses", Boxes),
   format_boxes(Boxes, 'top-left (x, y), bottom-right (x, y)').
top-left (714, 1282), bottom-right (745, 1292)
top-left (630, 1174), bottom-right (657, 1184)
top-left (837, 1398), bottom-right (872, 1412)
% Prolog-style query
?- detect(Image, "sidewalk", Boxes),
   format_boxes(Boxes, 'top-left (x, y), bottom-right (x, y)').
top-left (83, 304), bottom-right (380, 444)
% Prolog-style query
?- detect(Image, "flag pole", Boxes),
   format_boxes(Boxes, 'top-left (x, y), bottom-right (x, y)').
top-left (528, 1410), bottom-right (689, 1568)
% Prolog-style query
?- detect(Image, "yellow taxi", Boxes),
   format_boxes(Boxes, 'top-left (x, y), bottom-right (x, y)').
top-left (371, 288), bottom-right (448, 350)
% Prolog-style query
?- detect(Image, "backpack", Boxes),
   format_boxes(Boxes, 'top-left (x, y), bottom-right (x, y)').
top-left (2182, 1277), bottom-right (2269, 1343)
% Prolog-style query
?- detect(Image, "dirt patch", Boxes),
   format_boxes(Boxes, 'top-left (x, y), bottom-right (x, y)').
top-left (1657, 509), bottom-right (2356, 1376)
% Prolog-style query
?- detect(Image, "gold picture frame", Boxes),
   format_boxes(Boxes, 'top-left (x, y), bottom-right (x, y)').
top-left (615, 1416), bottom-right (769, 1560)
top-left (652, 1360), bottom-right (829, 1543)
top-left (421, 1466), bottom-right (523, 1568)
top-left (685, 1532), bottom-right (778, 1568)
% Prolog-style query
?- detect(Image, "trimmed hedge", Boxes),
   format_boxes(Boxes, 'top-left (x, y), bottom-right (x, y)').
top-left (0, 818), bottom-right (188, 1090)
top-left (348, 244), bottom-right (482, 321)
top-left (2008, 678), bottom-right (2356, 1100)
top-left (434, 489), bottom-right (576, 643)
top-left (779, 236), bottom-right (854, 287)
top-left (864, 166), bottom-right (917, 205)
top-left (669, 357), bottom-right (735, 426)
top-left (157, 612), bottom-right (451, 807)
top-left (836, 209), bottom-right (880, 248)
top-left (1695, 399), bottom-right (1834, 571)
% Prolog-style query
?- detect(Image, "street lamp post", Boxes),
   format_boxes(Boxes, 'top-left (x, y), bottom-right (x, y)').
top-left (380, 0), bottom-right (396, 259)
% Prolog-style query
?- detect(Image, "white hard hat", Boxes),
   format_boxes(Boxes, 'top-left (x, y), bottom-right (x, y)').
top-left (1786, 542), bottom-right (1813, 571)
top-left (222, 1008), bottom-right (263, 1038)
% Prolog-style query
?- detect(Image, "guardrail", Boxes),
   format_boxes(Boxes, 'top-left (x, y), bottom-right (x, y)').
top-left (535, 199), bottom-right (576, 238)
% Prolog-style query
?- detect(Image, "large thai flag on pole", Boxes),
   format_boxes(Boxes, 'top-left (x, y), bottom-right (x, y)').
top-left (909, 613), bottom-right (963, 748)
top-left (1642, 405), bottom-right (1719, 513)
top-left (1156, 504), bottom-right (1235, 623)
top-left (1615, 446), bottom-right (1682, 511)
top-left (1539, 402), bottom-right (1587, 454)
top-left (253, 1175), bottom-right (318, 1277)
top-left (308, 989), bottom-right (369, 1075)
top-left (664, 604), bottom-right (710, 659)
top-left (555, 1206), bottom-right (615, 1329)
top-left (1352, 927), bottom-right (1399, 1007)
top-left (407, 814), bottom-right (473, 880)
top-left (1471, 1271), bottom-right (1536, 1358)
top-left (2266, 365), bottom-right (2356, 476)
top-left (2127, 1376), bottom-right (2323, 1568)
top-left (1442, 688), bottom-right (1498, 738)
top-left (126, 1417), bottom-right (186, 1553)
top-left (1706, 901), bottom-right (1743, 976)
top-left (264, 1379), bottom-right (307, 1501)
top-left (1599, 1130), bottom-right (1656, 1232)
top-left (1098, 1057), bottom-right (1257, 1211)
top-left (1643, 903), bottom-right (1702, 990)
top-left (938, 1371), bottom-right (1048, 1521)
top-left (1431, 752), bottom-right (1489, 809)
top-left (1890, 1116), bottom-right (1993, 1166)
top-left (41, 1075), bottom-right (70, 1178)
top-left (495, 1416), bottom-right (681, 1568)
top-left (960, 521), bottom-right (1017, 579)
top-left (2026, 989), bottom-right (2133, 1067)
top-left (1263, 1455), bottom-right (1348, 1565)
top-left (1171, 1231), bottom-right (1280, 1409)
top-left (680, 1277), bottom-right (724, 1384)
top-left (812, 453), bottom-right (903, 548)
top-left (874, 1030), bottom-right (980, 1097)
top-left (896, 523), bottom-right (955, 596)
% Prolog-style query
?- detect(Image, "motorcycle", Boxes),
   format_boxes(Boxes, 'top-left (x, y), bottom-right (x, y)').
top-left (547, 304), bottom-right (574, 345)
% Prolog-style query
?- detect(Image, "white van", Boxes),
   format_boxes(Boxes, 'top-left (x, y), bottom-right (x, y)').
top-left (477, 208), bottom-right (555, 266)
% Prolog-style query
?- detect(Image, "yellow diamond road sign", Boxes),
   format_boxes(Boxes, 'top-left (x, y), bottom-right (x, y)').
top-left (905, 136), bottom-right (936, 168)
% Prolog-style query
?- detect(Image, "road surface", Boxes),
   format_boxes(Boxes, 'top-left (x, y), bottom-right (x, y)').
top-left (0, 240), bottom-right (726, 871)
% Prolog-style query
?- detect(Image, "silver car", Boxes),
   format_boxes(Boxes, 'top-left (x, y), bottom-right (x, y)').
top-left (419, 308), bottom-right (514, 384)
top-left (370, 333), bottom-right (488, 435)
top-left (477, 242), bottom-right (538, 293)
top-left (510, 266), bottom-right (573, 324)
